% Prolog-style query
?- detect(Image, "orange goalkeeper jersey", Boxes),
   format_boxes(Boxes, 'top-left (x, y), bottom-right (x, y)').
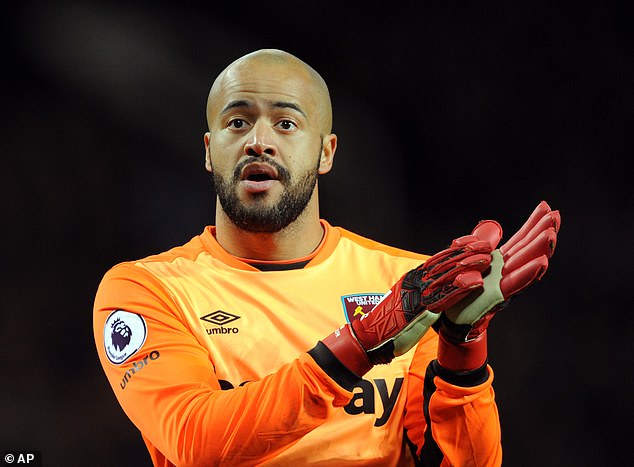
top-left (93, 220), bottom-right (502, 466)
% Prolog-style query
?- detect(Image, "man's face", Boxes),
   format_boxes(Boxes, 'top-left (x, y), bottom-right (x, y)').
top-left (205, 58), bottom-right (334, 233)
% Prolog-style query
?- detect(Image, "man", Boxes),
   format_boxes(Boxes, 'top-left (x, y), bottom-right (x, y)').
top-left (94, 49), bottom-right (560, 466)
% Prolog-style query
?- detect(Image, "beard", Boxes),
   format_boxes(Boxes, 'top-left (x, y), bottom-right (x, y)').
top-left (212, 146), bottom-right (321, 233)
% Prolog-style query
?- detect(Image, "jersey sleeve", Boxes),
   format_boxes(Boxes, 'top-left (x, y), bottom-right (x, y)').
top-left (403, 332), bottom-right (502, 466)
top-left (93, 263), bottom-right (353, 467)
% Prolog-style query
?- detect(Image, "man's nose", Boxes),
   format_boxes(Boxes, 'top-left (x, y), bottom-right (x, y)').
top-left (244, 122), bottom-right (276, 157)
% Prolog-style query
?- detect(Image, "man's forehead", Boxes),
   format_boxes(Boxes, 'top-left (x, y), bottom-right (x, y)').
top-left (218, 74), bottom-right (308, 101)
top-left (210, 67), bottom-right (317, 117)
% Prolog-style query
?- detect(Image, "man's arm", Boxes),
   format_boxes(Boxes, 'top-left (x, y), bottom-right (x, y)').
top-left (94, 263), bottom-right (354, 467)
top-left (404, 339), bottom-right (502, 466)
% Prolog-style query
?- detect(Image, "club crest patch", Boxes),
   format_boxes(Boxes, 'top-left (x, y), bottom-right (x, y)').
top-left (103, 310), bottom-right (147, 365)
top-left (340, 293), bottom-right (386, 324)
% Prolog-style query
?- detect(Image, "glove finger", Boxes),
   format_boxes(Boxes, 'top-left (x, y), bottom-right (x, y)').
top-left (499, 201), bottom-right (554, 254)
top-left (426, 271), bottom-right (484, 312)
top-left (500, 254), bottom-right (549, 299)
top-left (423, 261), bottom-right (488, 312)
top-left (454, 269), bottom-right (485, 289)
top-left (471, 220), bottom-right (503, 249)
top-left (451, 234), bottom-right (481, 247)
top-left (501, 210), bottom-right (560, 258)
top-left (502, 228), bottom-right (558, 274)
top-left (427, 252), bottom-right (492, 289)
top-left (420, 246), bottom-right (463, 272)
top-left (422, 241), bottom-right (492, 277)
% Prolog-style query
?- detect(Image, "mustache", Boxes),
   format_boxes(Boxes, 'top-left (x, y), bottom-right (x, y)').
top-left (232, 156), bottom-right (290, 183)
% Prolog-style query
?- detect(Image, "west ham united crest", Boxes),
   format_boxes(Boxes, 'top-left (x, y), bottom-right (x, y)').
top-left (103, 310), bottom-right (147, 364)
top-left (340, 293), bottom-right (386, 324)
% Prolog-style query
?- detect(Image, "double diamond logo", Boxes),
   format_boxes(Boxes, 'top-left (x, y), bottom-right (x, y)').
top-left (200, 310), bottom-right (240, 326)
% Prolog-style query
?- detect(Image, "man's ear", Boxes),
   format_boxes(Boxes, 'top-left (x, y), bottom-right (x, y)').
top-left (318, 133), bottom-right (337, 175)
top-left (204, 132), bottom-right (212, 173)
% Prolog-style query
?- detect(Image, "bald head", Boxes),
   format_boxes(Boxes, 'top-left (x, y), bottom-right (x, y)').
top-left (206, 49), bottom-right (333, 134)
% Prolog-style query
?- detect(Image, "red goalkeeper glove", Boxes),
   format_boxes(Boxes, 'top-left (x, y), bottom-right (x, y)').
top-left (318, 232), bottom-right (495, 377)
top-left (437, 201), bottom-right (561, 372)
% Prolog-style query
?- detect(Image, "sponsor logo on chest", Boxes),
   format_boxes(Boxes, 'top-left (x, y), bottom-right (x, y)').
top-left (219, 376), bottom-right (403, 427)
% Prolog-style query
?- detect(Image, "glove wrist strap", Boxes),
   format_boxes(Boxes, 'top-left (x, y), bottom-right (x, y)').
top-left (321, 324), bottom-right (373, 377)
top-left (437, 329), bottom-right (488, 372)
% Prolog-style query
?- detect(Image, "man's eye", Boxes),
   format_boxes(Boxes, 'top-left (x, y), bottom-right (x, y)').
top-left (228, 119), bottom-right (247, 129)
top-left (277, 120), bottom-right (297, 131)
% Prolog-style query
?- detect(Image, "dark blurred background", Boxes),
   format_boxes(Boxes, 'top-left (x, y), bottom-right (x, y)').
top-left (2, 1), bottom-right (632, 465)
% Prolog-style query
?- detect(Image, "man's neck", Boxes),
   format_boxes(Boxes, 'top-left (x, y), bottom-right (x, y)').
top-left (214, 202), bottom-right (325, 262)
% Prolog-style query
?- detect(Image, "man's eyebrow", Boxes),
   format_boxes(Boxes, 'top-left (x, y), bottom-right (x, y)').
top-left (220, 100), bottom-right (252, 115)
top-left (219, 99), bottom-right (307, 118)
top-left (271, 101), bottom-right (307, 118)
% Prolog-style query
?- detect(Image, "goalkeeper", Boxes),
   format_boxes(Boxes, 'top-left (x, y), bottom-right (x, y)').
top-left (93, 49), bottom-right (561, 467)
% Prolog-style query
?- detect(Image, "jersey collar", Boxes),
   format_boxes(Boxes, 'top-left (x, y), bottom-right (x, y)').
top-left (200, 219), bottom-right (340, 271)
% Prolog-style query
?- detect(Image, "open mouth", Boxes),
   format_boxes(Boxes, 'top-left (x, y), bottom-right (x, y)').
top-left (247, 172), bottom-right (273, 182)
top-left (240, 163), bottom-right (279, 182)
top-left (238, 162), bottom-right (281, 193)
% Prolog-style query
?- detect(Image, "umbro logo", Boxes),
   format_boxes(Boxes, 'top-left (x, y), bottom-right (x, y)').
top-left (201, 310), bottom-right (240, 326)
top-left (200, 310), bottom-right (240, 335)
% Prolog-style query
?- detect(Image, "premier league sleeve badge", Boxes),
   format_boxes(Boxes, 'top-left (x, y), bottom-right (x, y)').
top-left (103, 310), bottom-right (148, 365)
